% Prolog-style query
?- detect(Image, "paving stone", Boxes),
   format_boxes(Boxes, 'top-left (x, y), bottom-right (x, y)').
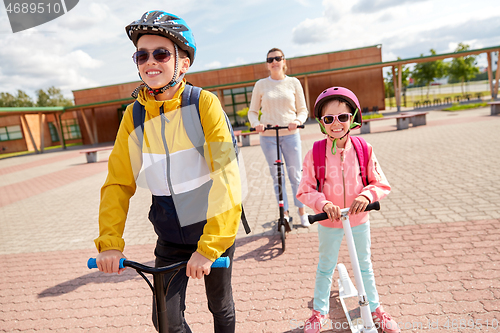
top-left (1, 108), bottom-right (500, 331)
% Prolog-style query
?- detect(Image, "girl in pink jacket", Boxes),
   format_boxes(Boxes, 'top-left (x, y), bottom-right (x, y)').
top-left (296, 87), bottom-right (400, 333)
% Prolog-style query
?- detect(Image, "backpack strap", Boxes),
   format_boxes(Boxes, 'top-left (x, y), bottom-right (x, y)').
top-left (351, 136), bottom-right (370, 187)
top-left (181, 84), bottom-right (205, 158)
top-left (312, 139), bottom-right (327, 192)
top-left (132, 100), bottom-right (146, 149)
top-left (182, 84), bottom-right (251, 234)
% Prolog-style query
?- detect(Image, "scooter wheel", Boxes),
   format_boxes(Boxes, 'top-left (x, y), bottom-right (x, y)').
top-left (280, 224), bottom-right (286, 252)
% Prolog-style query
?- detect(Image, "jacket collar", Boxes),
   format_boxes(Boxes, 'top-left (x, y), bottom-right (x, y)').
top-left (137, 80), bottom-right (187, 117)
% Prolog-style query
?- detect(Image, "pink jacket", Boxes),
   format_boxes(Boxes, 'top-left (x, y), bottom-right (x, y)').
top-left (297, 137), bottom-right (391, 228)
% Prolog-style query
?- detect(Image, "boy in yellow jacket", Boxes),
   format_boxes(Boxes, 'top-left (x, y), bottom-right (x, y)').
top-left (94, 11), bottom-right (242, 332)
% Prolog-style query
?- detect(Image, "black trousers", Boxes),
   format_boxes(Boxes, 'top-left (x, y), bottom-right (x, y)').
top-left (152, 239), bottom-right (236, 333)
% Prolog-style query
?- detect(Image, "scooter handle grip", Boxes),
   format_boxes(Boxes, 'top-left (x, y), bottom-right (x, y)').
top-left (87, 256), bottom-right (230, 269)
top-left (87, 257), bottom-right (126, 269)
top-left (249, 124), bottom-right (304, 132)
top-left (308, 201), bottom-right (380, 224)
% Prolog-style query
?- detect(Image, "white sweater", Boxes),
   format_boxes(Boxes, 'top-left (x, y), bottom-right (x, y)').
top-left (248, 76), bottom-right (309, 136)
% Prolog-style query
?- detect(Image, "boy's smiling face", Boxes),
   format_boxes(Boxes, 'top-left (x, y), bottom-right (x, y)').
top-left (322, 100), bottom-right (352, 140)
top-left (136, 35), bottom-right (190, 91)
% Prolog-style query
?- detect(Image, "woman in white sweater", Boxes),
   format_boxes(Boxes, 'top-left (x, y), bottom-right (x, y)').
top-left (248, 47), bottom-right (310, 227)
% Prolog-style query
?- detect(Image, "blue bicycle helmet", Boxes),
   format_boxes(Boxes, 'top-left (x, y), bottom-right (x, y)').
top-left (126, 11), bottom-right (197, 97)
top-left (126, 11), bottom-right (196, 65)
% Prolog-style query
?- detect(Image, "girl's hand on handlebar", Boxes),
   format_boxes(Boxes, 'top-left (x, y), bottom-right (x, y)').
top-left (349, 196), bottom-right (370, 215)
top-left (96, 250), bottom-right (127, 274)
top-left (288, 122), bottom-right (298, 131)
top-left (254, 124), bottom-right (265, 133)
top-left (186, 251), bottom-right (213, 279)
top-left (323, 202), bottom-right (341, 221)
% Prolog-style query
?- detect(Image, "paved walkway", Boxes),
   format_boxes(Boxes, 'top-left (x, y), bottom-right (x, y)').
top-left (1, 107), bottom-right (499, 332)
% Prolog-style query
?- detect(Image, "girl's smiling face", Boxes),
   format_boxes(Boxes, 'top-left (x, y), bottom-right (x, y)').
top-left (321, 100), bottom-right (352, 141)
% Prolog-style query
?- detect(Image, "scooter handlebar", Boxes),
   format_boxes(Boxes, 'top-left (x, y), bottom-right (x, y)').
top-left (249, 124), bottom-right (305, 132)
top-left (87, 256), bottom-right (230, 270)
top-left (308, 201), bottom-right (380, 224)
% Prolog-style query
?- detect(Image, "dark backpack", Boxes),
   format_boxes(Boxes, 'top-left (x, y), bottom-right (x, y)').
top-left (132, 84), bottom-right (250, 234)
top-left (312, 136), bottom-right (370, 192)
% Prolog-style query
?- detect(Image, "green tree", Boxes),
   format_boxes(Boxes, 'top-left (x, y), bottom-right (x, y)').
top-left (447, 43), bottom-right (480, 95)
top-left (36, 86), bottom-right (73, 106)
top-left (411, 49), bottom-right (448, 99)
top-left (384, 60), bottom-right (410, 107)
top-left (0, 90), bottom-right (34, 107)
top-left (0, 92), bottom-right (16, 107)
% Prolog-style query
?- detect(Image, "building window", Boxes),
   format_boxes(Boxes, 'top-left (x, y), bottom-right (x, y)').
top-left (62, 119), bottom-right (81, 139)
top-left (222, 86), bottom-right (254, 126)
top-left (48, 122), bottom-right (60, 142)
top-left (48, 119), bottom-right (81, 141)
top-left (0, 125), bottom-right (23, 141)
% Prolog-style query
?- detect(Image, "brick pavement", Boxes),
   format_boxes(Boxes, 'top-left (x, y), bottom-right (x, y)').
top-left (1, 107), bottom-right (500, 332)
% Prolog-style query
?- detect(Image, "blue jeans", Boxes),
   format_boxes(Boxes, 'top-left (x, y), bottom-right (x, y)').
top-left (152, 239), bottom-right (236, 332)
top-left (314, 222), bottom-right (380, 315)
top-left (260, 133), bottom-right (305, 212)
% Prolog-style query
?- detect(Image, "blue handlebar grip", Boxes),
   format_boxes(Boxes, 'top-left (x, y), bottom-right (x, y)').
top-left (87, 258), bottom-right (125, 269)
top-left (87, 258), bottom-right (97, 269)
top-left (211, 256), bottom-right (230, 268)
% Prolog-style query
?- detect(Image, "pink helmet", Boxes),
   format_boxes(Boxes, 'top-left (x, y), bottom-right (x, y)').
top-left (313, 87), bottom-right (362, 129)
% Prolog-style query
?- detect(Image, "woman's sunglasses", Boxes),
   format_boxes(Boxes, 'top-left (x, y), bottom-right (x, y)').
top-left (266, 56), bottom-right (284, 63)
top-left (321, 113), bottom-right (351, 124)
top-left (133, 49), bottom-right (171, 65)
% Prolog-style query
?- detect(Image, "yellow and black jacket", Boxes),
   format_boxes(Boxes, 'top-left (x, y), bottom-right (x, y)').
top-left (95, 81), bottom-right (242, 261)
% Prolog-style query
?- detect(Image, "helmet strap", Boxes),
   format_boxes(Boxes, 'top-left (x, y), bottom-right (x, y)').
top-left (316, 117), bottom-right (350, 155)
top-left (350, 108), bottom-right (361, 129)
top-left (131, 44), bottom-right (185, 98)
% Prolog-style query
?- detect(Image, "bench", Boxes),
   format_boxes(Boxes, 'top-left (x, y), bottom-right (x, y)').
top-left (234, 130), bottom-right (259, 147)
top-left (489, 101), bottom-right (500, 116)
top-left (80, 146), bottom-right (113, 163)
top-left (360, 111), bottom-right (428, 134)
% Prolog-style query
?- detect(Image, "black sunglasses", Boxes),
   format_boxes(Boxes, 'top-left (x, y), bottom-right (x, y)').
top-left (266, 56), bottom-right (284, 63)
top-left (133, 48), bottom-right (172, 65)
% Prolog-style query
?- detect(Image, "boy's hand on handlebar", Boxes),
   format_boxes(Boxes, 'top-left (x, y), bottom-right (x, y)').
top-left (254, 124), bottom-right (265, 132)
top-left (288, 122), bottom-right (298, 131)
top-left (349, 196), bottom-right (370, 215)
top-left (96, 250), bottom-right (126, 274)
top-left (323, 202), bottom-right (341, 221)
top-left (186, 251), bottom-right (213, 279)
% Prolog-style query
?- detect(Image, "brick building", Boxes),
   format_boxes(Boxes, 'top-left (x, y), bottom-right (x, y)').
top-left (0, 45), bottom-right (385, 153)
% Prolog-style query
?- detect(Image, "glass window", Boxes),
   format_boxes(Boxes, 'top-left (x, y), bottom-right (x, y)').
top-left (61, 119), bottom-right (81, 140)
top-left (48, 122), bottom-right (60, 142)
top-left (222, 85), bottom-right (254, 126)
top-left (0, 125), bottom-right (23, 142)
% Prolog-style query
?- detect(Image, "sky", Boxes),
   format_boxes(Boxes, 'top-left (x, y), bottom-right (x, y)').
top-left (0, 0), bottom-right (499, 100)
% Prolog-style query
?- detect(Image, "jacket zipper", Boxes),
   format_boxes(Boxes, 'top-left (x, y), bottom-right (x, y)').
top-left (160, 105), bottom-right (186, 244)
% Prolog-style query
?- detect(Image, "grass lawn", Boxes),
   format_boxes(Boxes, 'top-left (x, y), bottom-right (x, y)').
top-left (442, 102), bottom-right (489, 111)
top-left (385, 90), bottom-right (491, 109)
top-left (0, 142), bottom-right (82, 160)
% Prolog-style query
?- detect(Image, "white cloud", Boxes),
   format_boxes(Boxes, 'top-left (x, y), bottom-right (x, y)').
top-left (205, 61), bottom-right (222, 70)
top-left (228, 57), bottom-right (247, 67)
top-left (291, 0), bottom-right (500, 64)
top-left (1, 0), bottom-right (499, 101)
top-left (352, 0), bottom-right (429, 13)
top-left (292, 17), bottom-right (331, 45)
